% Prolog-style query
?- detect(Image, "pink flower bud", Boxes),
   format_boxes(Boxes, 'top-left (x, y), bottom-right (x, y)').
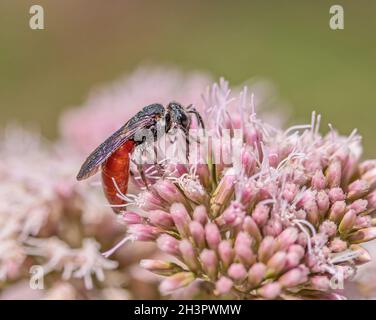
top-left (276, 227), bottom-right (298, 250)
top-left (258, 236), bottom-right (277, 263)
top-left (326, 160), bottom-right (342, 188)
top-left (193, 205), bottom-right (208, 225)
top-left (319, 220), bottom-right (337, 237)
top-left (148, 210), bottom-right (174, 228)
top-left (266, 251), bottom-right (287, 276)
top-left (349, 199), bottom-right (368, 214)
top-left (182, 181), bottom-right (209, 205)
top-left (257, 282), bottom-right (281, 299)
top-left (241, 147), bottom-right (256, 176)
top-left (252, 203), bottom-right (270, 226)
top-left (297, 232), bottom-right (308, 248)
top-left (282, 183), bottom-right (298, 203)
top-left (154, 180), bottom-right (188, 206)
top-left (122, 211), bottom-right (143, 224)
top-left (293, 169), bottom-right (308, 186)
top-left (179, 239), bottom-right (200, 272)
top-left (195, 164), bottom-right (211, 190)
top-left (339, 209), bottom-right (356, 234)
top-left (279, 268), bottom-right (307, 288)
top-left (312, 170), bottom-right (327, 190)
top-left (329, 200), bottom-right (346, 222)
top-left (170, 203), bottom-right (191, 238)
top-left (316, 190), bottom-right (330, 217)
top-left (227, 263), bottom-right (247, 281)
top-left (296, 190), bottom-right (315, 209)
top-left (128, 224), bottom-right (160, 241)
top-left (304, 199), bottom-right (319, 226)
top-left (361, 168), bottom-right (376, 189)
top-left (239, 180), bottom-right (259, 205)
top-left (205, 222), bottom-right (221, 250)
top-left (355, 215), bottom-right (372, 229)
top-left (268, 152), bottom-right (279, 168)
top-left (247, 263), bottom-right (266, 287)
top-left (263, 218), bottom-right (283, 237)
top-left (140, 259), bottom-right (183, 276)
top-left (285, 251), bottom-right (301, 269)
top-left (243, 216), bottom-right (262, 243)
top-left (159, 272), bottom-right (195, 295)
top-left (157, 234), bottom-right (180, 256)
top-left (329, 238), bottom-right (347, 252)
top-left (200, 249), bottom-right (218, 279)
top-left (328, 187), bottom-right (346, 203)
top-left (359, 160), bottom-right (376, 175)
top-left (245, 127), bottom-right (262, 151)
top-left (348, 227), bottom-right (376, 244)
top-left (348, 179), bottom-right (370, 201)
top-left (285, 244), bottom-right (305, 270)
top-left (235, 243), bottom-right (256, 267)
top-left (288, 244), bottom-right (305, 258)
top-left (215, 276), bottom-right (233, 295)
top-left (210, 173), bottom-right (236, 217)
top-left (235, 231), bottom-right (253, 248)
top-left (333, 146), bottom-right (349, 165)
top-left (139, 191), bottom-right (167, 211)
top-left (310, 275), bottom-right (330, 291)
top-left (304, 155), bottom-right (322, 174)
top-left (218, 240), bottom-right (234, 269)
top-left (189, 221), bottom-right (205, 249)
top-left (349, 244), bottom-right (371, 265)
top-left (220, 202), bottom-right (246, 226)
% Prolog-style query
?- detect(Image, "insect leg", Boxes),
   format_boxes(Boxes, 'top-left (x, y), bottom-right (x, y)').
top-left (151, 127), bottom-right (165, 177)
top-left (137, 163), bottom-right (150, 190)
top-left (187, 105), bottom-right (205, 130)
top-left (133, 148), bottom-right (150, 190)
top-left (181, 127), bottom-right (190, 164)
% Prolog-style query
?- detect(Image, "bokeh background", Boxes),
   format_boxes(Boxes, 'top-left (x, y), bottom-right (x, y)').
top-left (1, 0), bottom-right (375, 156)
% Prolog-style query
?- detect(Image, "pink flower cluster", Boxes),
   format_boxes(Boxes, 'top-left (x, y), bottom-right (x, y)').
top-left (113, 79), bottom-right (376, 299)
top-left (0, 67), bottom-right (287, 299)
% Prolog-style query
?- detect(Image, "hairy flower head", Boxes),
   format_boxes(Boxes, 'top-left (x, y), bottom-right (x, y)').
top-left (110, 79), bottom-right (376, 300)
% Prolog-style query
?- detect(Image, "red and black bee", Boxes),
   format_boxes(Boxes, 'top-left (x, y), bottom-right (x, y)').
top-left (76, 102), bottom-right (204, 211)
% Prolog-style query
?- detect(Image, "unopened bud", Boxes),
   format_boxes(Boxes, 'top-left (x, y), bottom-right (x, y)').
top-left (159, 272), bottom-right (195, 295)
top-left (140, 259), bottom-right (183, 276)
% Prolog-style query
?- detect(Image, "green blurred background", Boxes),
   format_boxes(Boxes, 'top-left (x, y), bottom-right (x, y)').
top-left (1, 0), bottom-right (375, 156)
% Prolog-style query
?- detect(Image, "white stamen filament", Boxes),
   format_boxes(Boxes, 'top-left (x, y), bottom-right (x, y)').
top-left (293, 218), bottom-right (316, 255)
top-left (102, 235), bottom-right (133, 258)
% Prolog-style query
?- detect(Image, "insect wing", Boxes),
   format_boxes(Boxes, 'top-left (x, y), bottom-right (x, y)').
top-left (76, 116), bottom-right (156, 180)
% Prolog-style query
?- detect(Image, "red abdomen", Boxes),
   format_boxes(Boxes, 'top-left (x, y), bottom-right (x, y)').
top-left (101, 141), bottom-right (135, 212)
